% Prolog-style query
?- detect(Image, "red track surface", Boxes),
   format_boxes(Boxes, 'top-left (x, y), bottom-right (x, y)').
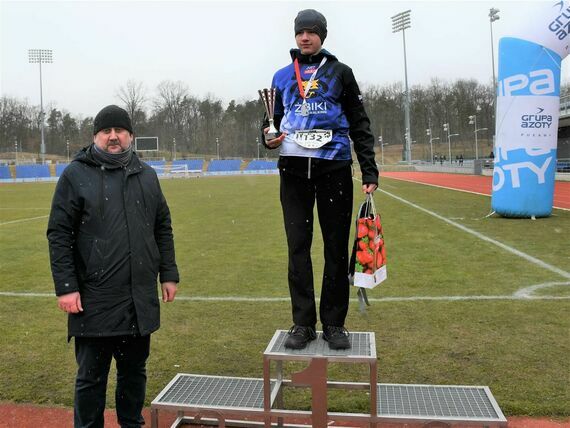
top-left (381, 171), bottom-right (570, 210)
top-left (1, 403), bottom-right (569, 428)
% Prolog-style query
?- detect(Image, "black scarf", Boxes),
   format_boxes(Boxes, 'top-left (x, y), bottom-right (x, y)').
top-left (92, 143), bottom-right (133, 167)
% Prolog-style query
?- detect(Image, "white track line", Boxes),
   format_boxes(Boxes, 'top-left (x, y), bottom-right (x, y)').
top-left (379, 188), bottom-right (570, 280)
top-left (513, 281), bottom-right (570, 298)
top-left (0, 215), bottom-right (48, 226)
top-left (1, 292), bottom-right (568, 301)
top-left (381, 175), bottom-right (491, 197)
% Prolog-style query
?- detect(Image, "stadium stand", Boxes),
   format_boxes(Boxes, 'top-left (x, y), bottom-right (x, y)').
top-left (245, 160), bottom-right (278, 171)
top-left (0, 165), bottom-right (11, 179)
top-left (172, 159), bottom-right (204, 172)
top-left (143, 160), bottom-right (166, 176)
top-left (15, 164), bottom-right (51, 180)
top-left (144, 160), bottom-right (166, 168)
top-left (56, 163), bottom-right (69, 177)
top-left (207, 159), bottom-right (242, 173)
top-left (557, 159), bottom-right (570, 173)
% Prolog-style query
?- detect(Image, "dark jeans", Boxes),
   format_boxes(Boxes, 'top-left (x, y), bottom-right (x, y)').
top-left (74, 335), bottom-right (150, 428)
top-left (280, 165), bottom-right (353, 327)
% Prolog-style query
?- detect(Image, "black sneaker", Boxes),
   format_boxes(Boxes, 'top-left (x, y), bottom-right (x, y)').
top-left (323, 325), bottom-right (351, 350)
top-left (284, 325), bottom-right (316, 349)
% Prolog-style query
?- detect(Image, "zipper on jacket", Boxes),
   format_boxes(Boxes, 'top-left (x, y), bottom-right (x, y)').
top-left (307, 157), bottom-right (311, 179)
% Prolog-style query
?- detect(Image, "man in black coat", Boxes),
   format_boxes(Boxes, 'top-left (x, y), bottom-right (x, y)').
top-left (47, 105), bottom-right (179, 428)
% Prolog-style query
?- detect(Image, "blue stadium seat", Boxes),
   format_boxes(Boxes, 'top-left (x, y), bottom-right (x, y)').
top-left (15, 164), bottom-right (51, 179)
top-left (207, 159), bottom-right (242, 172)
top-left (0, 165), bottom-right (11, 179)
top-left (556, 160), bottom-right (570, 173)
top-left (245, 160), bottom-right (278, 171)
top-left (144, 160), bottom-right (166, 168)
top-left (56, 163), bottom-right (69, 177)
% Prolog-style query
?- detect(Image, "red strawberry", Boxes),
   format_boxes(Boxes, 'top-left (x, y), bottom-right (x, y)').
top-left (357, 251), bottom-right (371, 265)
top-left (376, 251), bottom-right (384, 267)
top-left (357, 224), bottom-right (368, 238)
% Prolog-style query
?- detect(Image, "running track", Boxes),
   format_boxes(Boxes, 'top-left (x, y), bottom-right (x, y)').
top-left (381, 171), bottom-right (570, 210)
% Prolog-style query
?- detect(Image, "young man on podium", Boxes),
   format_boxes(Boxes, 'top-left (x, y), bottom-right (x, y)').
top-left (261, 9), bottom-right (379, 350)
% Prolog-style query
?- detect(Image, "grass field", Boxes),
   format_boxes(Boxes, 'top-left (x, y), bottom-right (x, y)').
top-left (0, 174), bottom-right (569, 417)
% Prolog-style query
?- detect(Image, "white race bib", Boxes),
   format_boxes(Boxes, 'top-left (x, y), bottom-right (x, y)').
top-left (293, 129), bottom-right (333, 149)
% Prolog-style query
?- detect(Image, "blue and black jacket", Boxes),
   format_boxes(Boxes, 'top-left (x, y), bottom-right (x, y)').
top-left (262, 48), bottom-right (378, 185)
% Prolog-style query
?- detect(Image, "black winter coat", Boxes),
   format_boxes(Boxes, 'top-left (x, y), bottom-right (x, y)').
top-left (47, 145), bottom-right (179, 337)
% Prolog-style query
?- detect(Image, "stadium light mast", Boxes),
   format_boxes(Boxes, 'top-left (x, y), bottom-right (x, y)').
top-left (469, 107), bottom-right (488, 160)
top-left (425, 128), bottom-right (439, 164)
top-left (391, 10), bottom-right (412, 163)
top-left (489, 8), bottom-right (500, 95)
top-left (28, 49), bottom-right (53, 165)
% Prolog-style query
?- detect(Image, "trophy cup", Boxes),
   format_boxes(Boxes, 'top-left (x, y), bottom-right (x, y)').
top-left (258, 88), bottom-right (280, 141)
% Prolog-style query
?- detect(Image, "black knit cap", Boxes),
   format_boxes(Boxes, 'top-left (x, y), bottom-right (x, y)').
top-left (294, 9), bottom-right (327, 43)
top-left (93, 105), bottom-right (133, 135)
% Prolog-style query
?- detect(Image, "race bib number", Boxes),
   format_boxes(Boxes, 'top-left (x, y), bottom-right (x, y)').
top-left (293, 129), bottom-right (333, 149)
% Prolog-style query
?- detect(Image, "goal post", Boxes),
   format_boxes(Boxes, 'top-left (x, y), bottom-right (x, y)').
top-left (152, 163), bottom-right (189, 178)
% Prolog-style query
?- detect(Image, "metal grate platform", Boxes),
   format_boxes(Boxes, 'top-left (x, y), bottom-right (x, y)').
top-left (154, 374), bottom-right (273, 410)
top-left (265, 330), bottom-right (375, 358)
top-left (377, 384), bottom-right (506, 423)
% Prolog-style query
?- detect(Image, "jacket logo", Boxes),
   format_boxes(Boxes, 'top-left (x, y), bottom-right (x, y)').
top-left (294, 101), bottom-right (328, 115)
top-left (302, 79), bottom-right (319, 98)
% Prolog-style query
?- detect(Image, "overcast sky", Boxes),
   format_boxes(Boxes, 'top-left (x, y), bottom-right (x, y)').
top-left (1, 0), bottom-right (569, 118)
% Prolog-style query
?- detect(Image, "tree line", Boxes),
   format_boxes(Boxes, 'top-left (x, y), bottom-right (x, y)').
top-left (1, 78), bottom-right (568, 161)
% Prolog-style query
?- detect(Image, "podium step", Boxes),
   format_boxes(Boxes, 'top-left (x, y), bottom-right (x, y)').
top-left (265, 330), bottom-right (376, 360)
top-left (153, 374), bottom-right (273, 410)
top-left (377, 383), bottom-right (507, 424)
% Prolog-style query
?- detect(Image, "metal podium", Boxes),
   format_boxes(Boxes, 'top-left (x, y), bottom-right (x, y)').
top-left (151, 330), bottom-right (507, 427)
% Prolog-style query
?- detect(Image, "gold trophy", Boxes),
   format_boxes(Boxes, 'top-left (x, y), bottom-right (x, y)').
top-left (258, 88), bottom-right (279, 141)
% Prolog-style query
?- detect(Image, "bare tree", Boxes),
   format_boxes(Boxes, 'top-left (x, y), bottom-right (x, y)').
top-left (154, 80), bottom-right (189, 128)
top-left (116, 80), bottom-right (146, 129)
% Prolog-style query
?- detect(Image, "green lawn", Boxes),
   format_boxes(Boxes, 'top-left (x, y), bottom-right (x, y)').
top-left (0, 175), bottom-right (568, 416)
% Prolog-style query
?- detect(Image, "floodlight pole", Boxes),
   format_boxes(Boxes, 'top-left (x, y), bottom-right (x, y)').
top-left (28, 49), bottom-right (53, 165)
top-left (15, 138), bottom-right (18, 165)
top-left (392, 10), bottom-right (412, 163)
top-left (216, 137), bottom-right (220, 160)
top-left (489, 8), bottom-right (500, 149)
top-left (426, 128), bottom-right (439, 164)
top-left (489, 8), bottom-right (500, 96)
top-left (468, 112), bottom-right (488, 160)
top-left (256, 137), bottom-right (260, 160)
top-left (66, 138), bottom-right (70, 163)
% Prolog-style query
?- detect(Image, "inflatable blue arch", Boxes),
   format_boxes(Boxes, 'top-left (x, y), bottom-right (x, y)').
top-left (492, 1), bottom-right (569, 217)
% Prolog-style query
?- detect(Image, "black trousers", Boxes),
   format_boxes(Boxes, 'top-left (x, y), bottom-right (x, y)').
top-left (74, 335), bottom-right (150, 428)
top-left (280, 165), bottom-right (354, 327)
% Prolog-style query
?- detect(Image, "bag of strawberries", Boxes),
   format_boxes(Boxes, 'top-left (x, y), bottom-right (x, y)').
top-left (349, 192), bottom-right (387, 296)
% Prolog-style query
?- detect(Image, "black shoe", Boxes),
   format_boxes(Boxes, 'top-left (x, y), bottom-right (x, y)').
top-left (323, 325), bottom-right (351, 350)
top-left (284, 325), bottom-right (316, 349)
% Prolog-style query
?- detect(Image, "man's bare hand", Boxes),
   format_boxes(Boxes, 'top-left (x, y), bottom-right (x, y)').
top-left (57, 292), bottom-right (83, 314)
top-left (161, 282), bottom-right (178, 302)
top-left (362, 183), bottom-right (378, 194)
top-left (263, 127), bottom-right (286, 149)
